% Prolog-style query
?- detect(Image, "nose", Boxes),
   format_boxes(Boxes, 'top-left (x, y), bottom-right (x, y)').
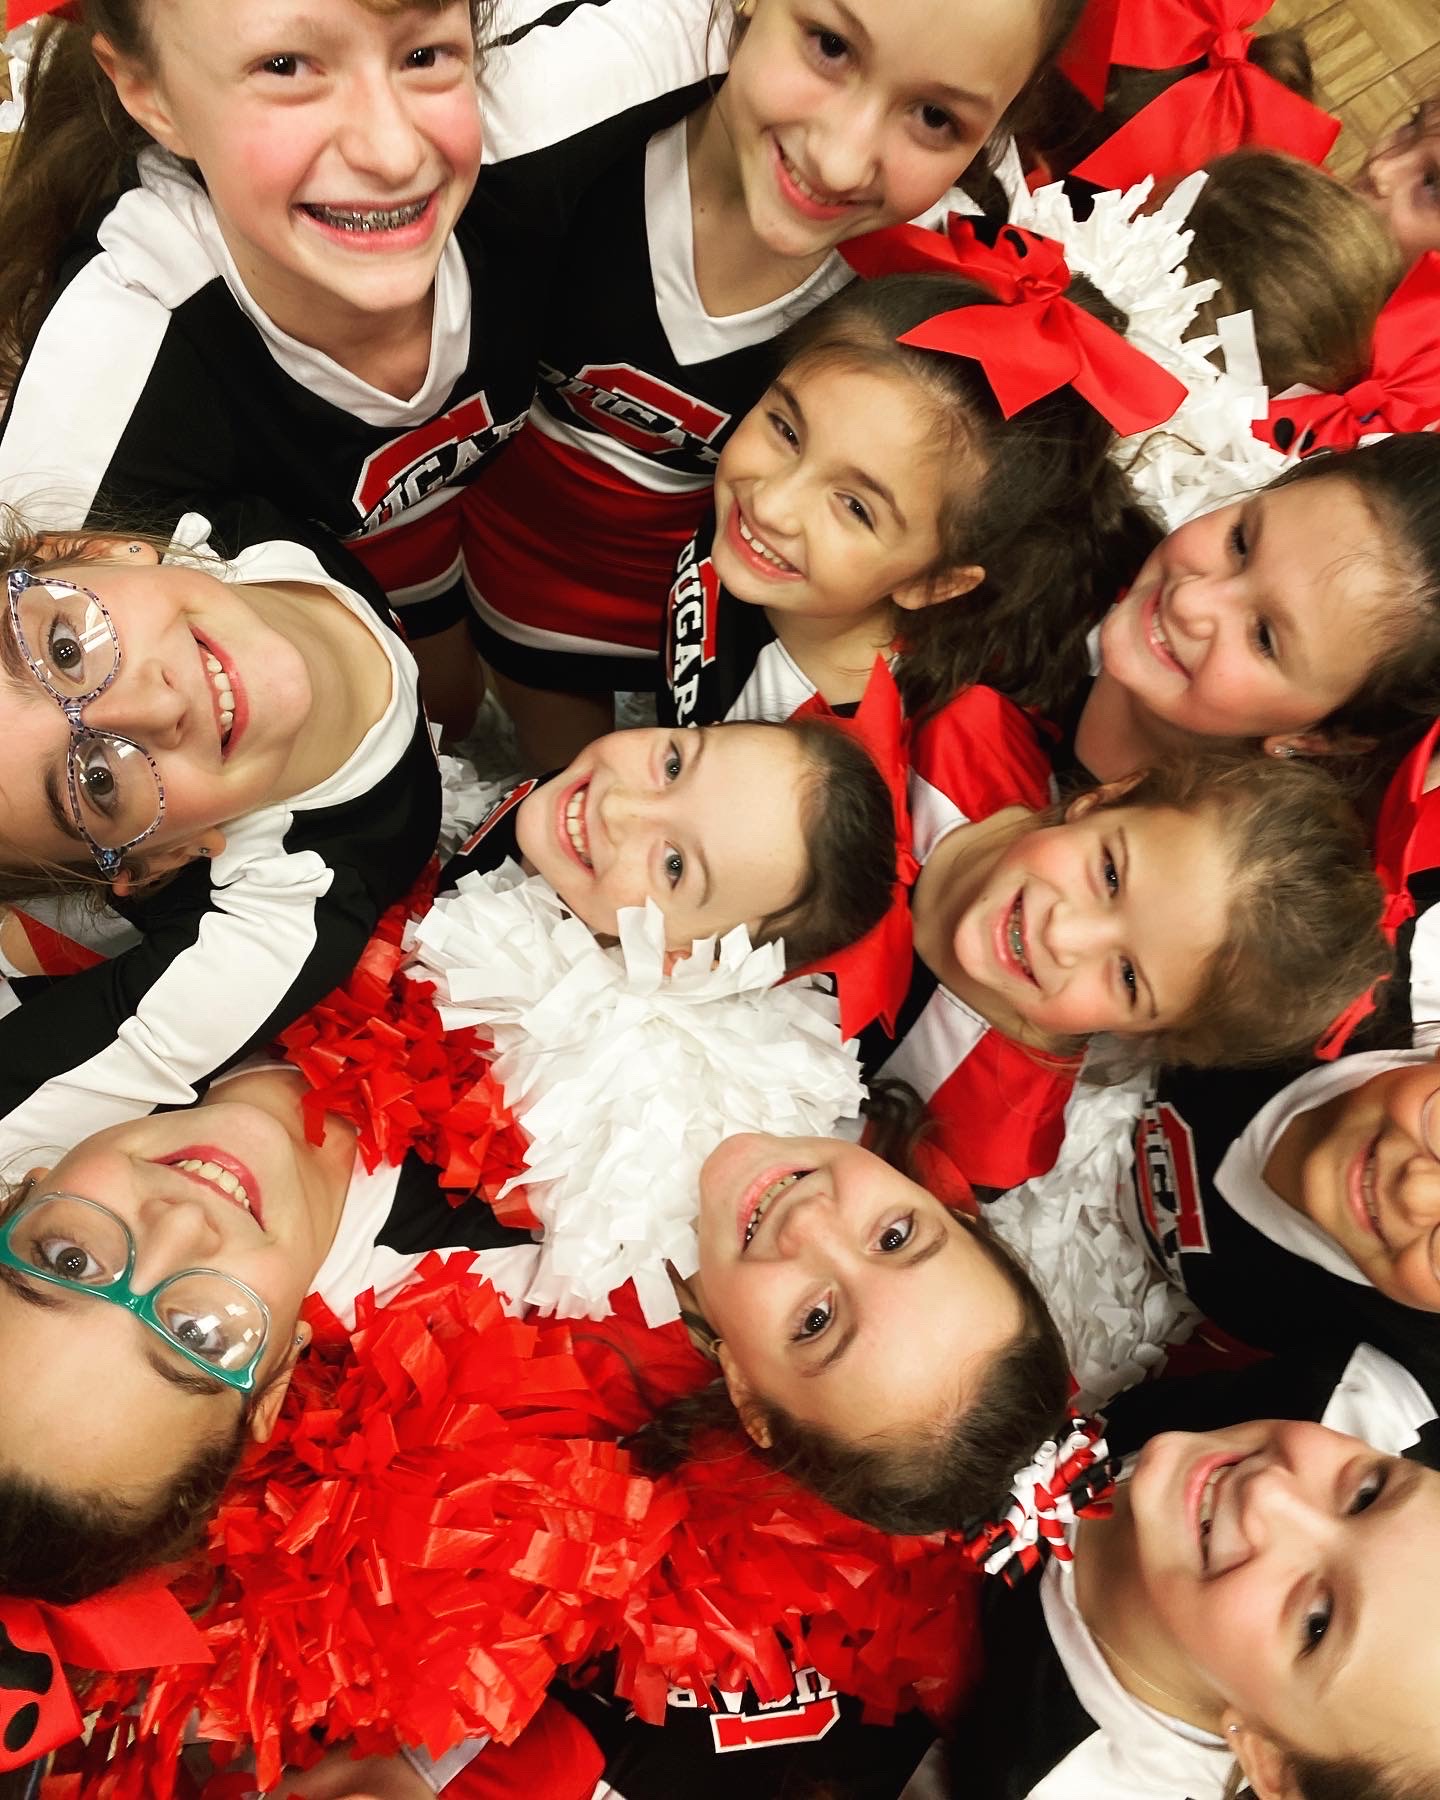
top-left (130, 1185), bottom-right (224, 1289)
top-left (1236, 1456), bottom-right (1335, 1552)
top-left (772, 1187), bottom-right (847, 1261)
top-left (597, 777), bottom-right (670, 845)
top-left (1042, 897), bottom-right (1116, 969)
top-left (1165, 571), bottom-right (1228, 641)
top-left (806, 94), bottom-right (884, 196)
top-left (746, 467), bottom-right (804, 540)
top-left (1394, 1155), bottom-right (1440, 1233)
top-left (84, 659), bottom-right (187, 751)
top-left (335, 69), bottom-right (428, 188)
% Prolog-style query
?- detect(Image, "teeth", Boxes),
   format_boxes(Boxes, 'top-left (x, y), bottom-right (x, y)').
top-left (744, 1171), bottom-right (803, 1246)
top-left (737, 513), bottom-right (795, 572)
top-left (1198, 1469), bottom-right (1220, 1547)
top-left (301, 197), bottom-right (429, 232)
top-left (205, 659), bottom-right (235, 747)
top-left (1007, 897), bottom-right (1032, 979)
top-left (564, 787), bottom-right (592, 868)
top-left (174, 1157), bottom-right (251, 1212)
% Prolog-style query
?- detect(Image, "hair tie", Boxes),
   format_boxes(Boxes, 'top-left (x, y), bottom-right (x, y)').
top-left (1316, 715), bottom-right (1440, 1059)
top-left (961, 1415), bottom-right (1120, 1587)
top-left (1259, 251), bottom-right (1440, 457)
top-left (841, 215), bottom-right (1186, 437)
top-left (1069, 0), bottom-right (1340, 190)
top-left (0, 1583), bottom-right (211, 1771)
top-left (789, 659), bottom-right (916, 1040)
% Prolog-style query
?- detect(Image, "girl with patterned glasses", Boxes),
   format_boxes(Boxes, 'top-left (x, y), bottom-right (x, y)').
top-left (0, 515), bottom-right (441, 1163)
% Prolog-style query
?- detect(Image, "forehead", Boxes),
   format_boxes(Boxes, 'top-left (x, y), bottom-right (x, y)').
top-left (1335, 1467), bottom-right (1440, 1749)
top-left (1117, 801), bottom-right (1232, 973)
top-left (1256, 479), bottom-right (1394, 617)
top-left (823, 0), bottom-right (1046, 97)
top-left (786, 360), bottom-right (946, 475)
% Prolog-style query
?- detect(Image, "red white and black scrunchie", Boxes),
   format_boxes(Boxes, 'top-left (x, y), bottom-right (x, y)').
top-left (962, 1416), bottom-right (1121, 1586)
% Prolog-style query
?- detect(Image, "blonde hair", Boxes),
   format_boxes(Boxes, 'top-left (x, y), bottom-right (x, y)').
top-left (1082, 753), bottom-right (1389, 1069)
top-left (1187, 149), bottom-right (1403, 395)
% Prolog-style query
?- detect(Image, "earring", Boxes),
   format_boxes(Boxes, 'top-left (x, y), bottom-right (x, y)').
top-left (1228, 1724), bottom-right (1240, 1737)
top-left (126, 543), bottom-right (143, 555)
top-left (732, 0), bottom-right (753, 16)
top-left (1271, 744), bottom-right (1296, 759)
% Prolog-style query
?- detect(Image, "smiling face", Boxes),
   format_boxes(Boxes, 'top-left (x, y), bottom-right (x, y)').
top-left (1269, 1057), bottom-right (1440, 1311)
top-left (1095, 477), bottom-right (1401, 748)
top-left (691, 1132), bottom-right (1021, 1445)
top-left (0, 1077), bottom-right (345, 1506)
top-left (1083, 1420), bottom-right (1440, 1789)
top-left (711, 360), bottom-right (980, 625)
top-left (113, 0), bottom-right (481, 334)
top-left (1354, 103), bottom-right (1440, 266)
top-left (937, 796), bottom-right (1233, 1042)
top-left (715, 0), bottom-right (1047, 260)
top-left (514, 724), bottom-right (814, 949)
top-left (0, 554), bottom-right (314, 877)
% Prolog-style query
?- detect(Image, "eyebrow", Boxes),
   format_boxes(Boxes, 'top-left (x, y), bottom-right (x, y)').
top-left (0, 611), bottom-right (29, 685)
top-left (800, 1232), bottom-right (950, 1378)
top-left (0, 1264), bottom-right (227, 1398)
top-left (771, 379), bottom-right (907, 531)
top-left (823, 0), bottom-right (992, 108)
top-left (686, 729), bottom-right (713, 910)
top-left (43, 762), bottom-right (84, 845)
top-left (1116, 826), bottom-right (1159, 1022)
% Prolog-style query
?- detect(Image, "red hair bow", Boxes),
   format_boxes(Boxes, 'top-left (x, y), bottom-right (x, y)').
top-left (1057, 0), bottom-right (1124, 109)
top-left (1258, 252), bottom-right (1440, 455)
top-left (0, 1581), bottom-right (210, 1771)
top-left (5, 2), bottom-right (81, 24)
top-left (1317, 718), bottom-right (1440, 1059)
top-left (842, 215), bottom-right (1186, 437)
top-left (1069, 0), bottom-right (1340, 190)
top-left (961, 1416), bottom-right (1119, 1587)
top-left (791, 659), bottom-right (916, 1040)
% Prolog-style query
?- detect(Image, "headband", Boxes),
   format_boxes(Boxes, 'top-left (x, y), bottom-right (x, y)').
top-left (1068, 0), bottom-right (1340, 191)
top-left (1259, 252), bottom-right (1440, 456)
top-left (1316, 716), bottom-right (1440, 1059)
top-left (962, 1416), bottom-right (1121, 1585)
top-left (790, 659), bottom-right (916, 1040)
top-left (841, 216), bottom-right (1186, 437)
top-left (0, 1583), bottom-right (210, 1771)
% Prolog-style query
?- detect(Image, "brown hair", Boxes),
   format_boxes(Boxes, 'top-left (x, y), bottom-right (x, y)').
top-left (1080, 752), bottom-right (1390, 1069)
top-left (0, 0), bottom-right (492, 391)
top-left (773, 270), bottom-right (1161, 718)
top-left (1185, 149), bottom-right (1402, 395)
top-left (629, 1089), bottom-right (1070, 1536)
top-left (751, 715), bottom-right (898, 972)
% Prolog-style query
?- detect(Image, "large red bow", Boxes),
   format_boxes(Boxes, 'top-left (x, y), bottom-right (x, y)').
top-left (1258, 252), bottom-right (1440, 455)
top-left (790, 660), bottom-right (915, 1040)
top-left (842, 216), bottom-right (1185, 436)
top-left (1316, 718), bottom-right (1440, 1059)
top-left (5, 1), bottom-right (81, 24)
top-left (0, 1581), bottom-right (210, 1771)
top-left (1069, 0), bottom-right (1339, 190)
top-left (1057, 0), bottom-right (1124, 108)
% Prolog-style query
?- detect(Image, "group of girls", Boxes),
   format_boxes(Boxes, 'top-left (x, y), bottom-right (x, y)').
top-left (0, 0), bottom-right (1438, 1796)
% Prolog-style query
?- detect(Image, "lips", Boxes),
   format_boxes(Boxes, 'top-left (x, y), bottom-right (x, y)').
top-left (556, 775), bottom-right (593, 872)
top-left (1142, 590), bottom-right (1188, 679)
top-left (295, 189), bottom-right (442, 252)
top-left (1347, 1132), bottom-right (1389, 1249)
top-left (195, 632), bottom-right (243, 757)
top-left (160, 1145), bottom-right (264, 1228)
top-left (737, 1167), bottom-right (808, 1252)
top-left (770, 136), bottom-right (861, 223)
top-left (723, 497), bottom-right (803, 583)
top-left (994, 890), bottom-right (1037, 987)
top-left (1188, 1451), bottom-right (1242, 1569)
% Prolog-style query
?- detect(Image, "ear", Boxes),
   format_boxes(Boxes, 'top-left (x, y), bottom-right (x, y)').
top-left (1224, 1714), bottom-right (1305, 1800)
top-left (1063, 771), bottom-right (1144, 822)
top-left (890, 564), bottom-right (985, 613)
top-left (90, 33), bottom-right (193, 160)
top-left (1262, 728), bottom-right (1377, 761)
top-left (108, 829), bottom-right (227, 898)
top-left (715, 1339), bottom-right (774, 1451)
top-left (248, 1322), bottom-right (312, 1444)
top-left (19, 1167), bottom-right (51, 1196)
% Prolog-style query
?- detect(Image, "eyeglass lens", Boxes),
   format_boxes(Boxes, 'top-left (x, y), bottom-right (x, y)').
top-left (9, 1195), bottom-right (266, 1372)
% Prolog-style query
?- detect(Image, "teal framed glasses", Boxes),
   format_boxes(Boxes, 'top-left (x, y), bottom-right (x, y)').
top-left (0, 1191), bottom-right (270, 1392)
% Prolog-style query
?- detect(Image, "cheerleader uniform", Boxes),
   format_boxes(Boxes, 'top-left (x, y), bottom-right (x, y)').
top-left (0, 0), bottom-right (716, 635)
top-left (1123, 1052), bottom-right (1440, 1408)
top-left (0, 515), bottom-right (440, 1164)
top-left (657, 509), bottom-right (857, 727)
top-left (944, 1340), bottom-right (1440, 1800)
top-left (858, 685), bottom-right (1069, 1196)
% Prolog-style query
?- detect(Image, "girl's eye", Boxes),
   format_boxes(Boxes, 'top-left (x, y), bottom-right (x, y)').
top-left (160, 1306), bottom-right (228, 1363)
top-left (1102, 851), bottom-right (1120, 897)
top-left (405, 46), bottom-right (440, 68)
top-left (1252, 618), bottom-right (1276, 660)
top-left (806, 25), bottom-right (850, 65)
top-left (663, 848), bottom-right (684, 887)
top-left (793, 1297), bottom-right (833, 1341)
top-left (768, 411), bottom-right (799, 450)
top-left (914, 101), bottom-right (959, 141)
top-left (1119, 957), bottom-right (1138, 1004)
top-left (1349, 1469), bottom-right (1386, 1514)
top-left (46, 618), bottom-right (84, 677)
top-left (75, 741), bottom-right (120, 817)
top-left (32, 1236), bottom-right (103, 1282)
top-left (877, 1213), bottom-right (914, 1253)
top-left (1228, 519), bottom-right (1248, 563)
top-left (258, 54), bottom-right (301, 77)
top-left (1300, 1594), bottom-right (1332, 1657)
top-left (664, 742), bottom-right (683, 781)
top-left (840, 494), bottom-right (874, 530)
